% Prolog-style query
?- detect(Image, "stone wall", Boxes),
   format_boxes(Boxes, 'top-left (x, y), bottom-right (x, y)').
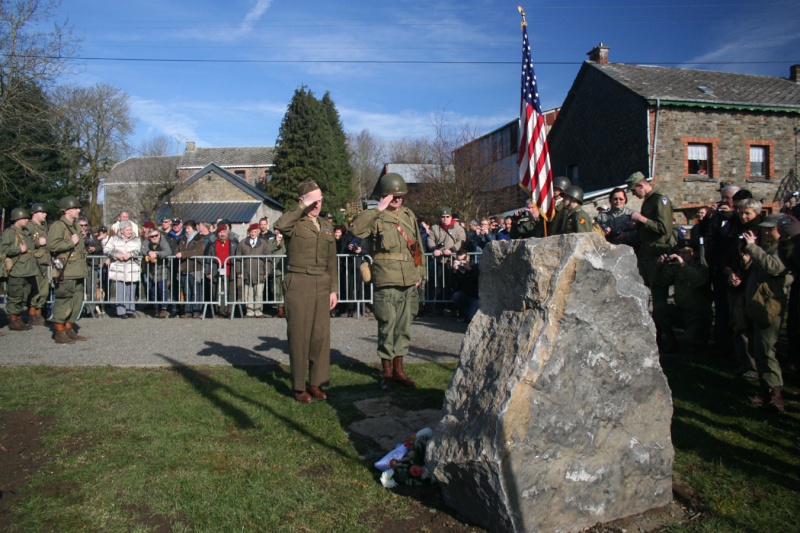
top-left (174, 171), bottom-right (254, 203)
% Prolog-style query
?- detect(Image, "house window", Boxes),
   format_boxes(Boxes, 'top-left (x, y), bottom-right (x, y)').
top-left (749, 145), bottom-right (767, 177)
top-left (687, 143), bottom-right (711, 175)
top-left (234, 170), bottom-right (246, 179)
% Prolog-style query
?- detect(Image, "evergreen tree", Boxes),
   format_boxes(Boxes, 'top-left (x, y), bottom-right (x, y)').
top-left (271, 86), bottom-right (354, 211)
top-left (0, 81), bottom-right (74, 218)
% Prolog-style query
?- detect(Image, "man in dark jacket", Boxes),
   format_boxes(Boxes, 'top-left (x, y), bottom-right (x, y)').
top-left (174, 220), bottom-right (206, 318)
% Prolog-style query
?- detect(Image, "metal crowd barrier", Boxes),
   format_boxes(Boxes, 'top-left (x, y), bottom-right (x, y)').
top-left (67, 251), bottom-right (481, 319)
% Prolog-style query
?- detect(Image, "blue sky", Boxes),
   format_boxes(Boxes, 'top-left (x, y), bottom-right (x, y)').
top-left (53, 0), bottom-right (800, 153)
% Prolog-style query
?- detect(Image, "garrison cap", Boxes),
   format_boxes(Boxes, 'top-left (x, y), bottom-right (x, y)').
top-left (625, 171), bottom-right (646, 188)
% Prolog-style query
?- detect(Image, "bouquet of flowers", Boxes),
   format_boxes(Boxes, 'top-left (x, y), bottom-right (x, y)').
top-left (375, 427), bottom-right (434, 488)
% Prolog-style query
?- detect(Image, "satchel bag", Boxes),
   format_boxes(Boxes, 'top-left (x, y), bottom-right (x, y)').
top-left (745, 282), bottom-right (783, 328)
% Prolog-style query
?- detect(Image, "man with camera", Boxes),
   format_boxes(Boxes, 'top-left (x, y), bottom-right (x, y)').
top-left (426, 207), bottom-right (466, 313)
top-left (652, 240), bottom-right (712, 354)
top-left (450, 248), bottom-right (480, 324)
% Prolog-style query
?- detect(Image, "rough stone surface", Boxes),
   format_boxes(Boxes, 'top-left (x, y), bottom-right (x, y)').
top-left (427, 234), bottom-right (674, 533)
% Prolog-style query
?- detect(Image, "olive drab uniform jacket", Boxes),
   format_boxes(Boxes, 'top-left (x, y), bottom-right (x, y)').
top-left (274, 204), bottom-right (338, 294)
top-left (0, 226), bottom-right (39, 278)
top-left (638, 188), bottom-right (676, 260)
top-left (46, 217), bottom-right (88, 280)
top-left (349, 207), bottom-right (425, 288)
top-left (560, 206), bottom-right (594, 234)
top-left (25, 221), bottom-right (51, 266)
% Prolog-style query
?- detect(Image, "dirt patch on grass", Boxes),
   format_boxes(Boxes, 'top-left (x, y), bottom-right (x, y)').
top-left (0, 410), bottom-right (56, 531)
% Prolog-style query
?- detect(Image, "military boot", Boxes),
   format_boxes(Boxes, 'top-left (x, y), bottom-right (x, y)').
top-left (8, 315), bottom-right (32, 331)
top-left (28, 307), bottom-right (46, 326)
top-left (766, 386), bottom-right (785, 413)
top-left (53, 323), bottom-right (75, 344)
top-left (392, 357), bottom-right (418, 388)
top-left (380, 359), bottom-right (393, 391)
top-left (65, 322), bottom-right (88, 341)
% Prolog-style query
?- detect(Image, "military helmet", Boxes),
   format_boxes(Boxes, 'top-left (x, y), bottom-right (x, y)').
top-left (10, 207), bottom-right (31, 221)
top-left (372, 172), bottom-right (408, 198)
top-left (58, 196), bottom-right (82, 210)
top-left (553, 176), bottom-right (572, 192)
top-left (30, 202), bottom-right (47, 214)
top-left (562, 185), bottom-right (584, 204)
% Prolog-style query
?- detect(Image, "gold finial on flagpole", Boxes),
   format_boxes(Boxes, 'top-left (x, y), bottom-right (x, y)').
top-left (518, 6), bottom-right (527, 27)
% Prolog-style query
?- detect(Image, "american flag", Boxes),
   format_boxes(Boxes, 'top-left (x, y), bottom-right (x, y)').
top-left (517, 22), bottom-right (554, 220)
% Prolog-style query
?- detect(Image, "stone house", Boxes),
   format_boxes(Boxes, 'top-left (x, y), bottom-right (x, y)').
top-left (548, 45), bottom-right (800, 220)
top-left (156, 163), bottom-right (284, 237)
top-left (103, 142), bottom-right (281, 229)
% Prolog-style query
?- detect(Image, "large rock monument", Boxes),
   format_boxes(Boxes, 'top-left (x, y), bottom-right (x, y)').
top-left (427, 234), bottom-right (674, 532)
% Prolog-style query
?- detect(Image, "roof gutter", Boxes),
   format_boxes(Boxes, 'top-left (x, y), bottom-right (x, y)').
top-left (645, 98), bottom-right (800, 113)
top-left (650, 98), bottom-right (661, 179)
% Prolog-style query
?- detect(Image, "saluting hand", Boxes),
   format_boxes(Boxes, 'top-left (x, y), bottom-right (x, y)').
top-left (377, 194), bottom-right (393, 212)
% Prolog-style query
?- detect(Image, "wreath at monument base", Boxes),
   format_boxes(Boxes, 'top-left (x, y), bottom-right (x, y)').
top-left (374, 427), bottom-right (434, 488)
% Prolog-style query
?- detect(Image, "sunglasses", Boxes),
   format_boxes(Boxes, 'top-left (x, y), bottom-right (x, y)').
top-left (149, 235), bottom-right (160, 239)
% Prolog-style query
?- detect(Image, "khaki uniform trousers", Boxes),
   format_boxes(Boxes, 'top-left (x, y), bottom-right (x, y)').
top-left (374, 285), bottom-right (419, 361)
top-left (6, 276), bottom-right (37, 315)
top-left (284, 272), bottom-right (331, 391)
top-left (52, 279), bottom-right (85, 325)
top-left (31, 264), bottom-right (49, 309)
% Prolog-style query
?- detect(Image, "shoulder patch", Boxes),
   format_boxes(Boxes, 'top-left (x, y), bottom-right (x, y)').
top-left (579, 217), bottom-right (586, 225)
top-left (661, 197), bottom-right (668, 206)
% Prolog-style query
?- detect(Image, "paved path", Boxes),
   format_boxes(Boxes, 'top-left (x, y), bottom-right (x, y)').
top-left (0, 313), bottom-right (467, 367)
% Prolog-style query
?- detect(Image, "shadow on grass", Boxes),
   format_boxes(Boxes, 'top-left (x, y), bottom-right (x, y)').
top-left (663, 358), bottom-right (800, 494)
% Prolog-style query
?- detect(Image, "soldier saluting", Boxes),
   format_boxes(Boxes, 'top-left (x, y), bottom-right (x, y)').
top-left (274, 180), bottom-right (338, 403)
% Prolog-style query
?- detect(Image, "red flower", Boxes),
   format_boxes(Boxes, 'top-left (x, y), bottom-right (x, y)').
top-left (410, 465), bottom-right (424, 477)
top-left (389, 459), bottom-right (397, 468)
top-left (404, 440), bottom-right (413, 448)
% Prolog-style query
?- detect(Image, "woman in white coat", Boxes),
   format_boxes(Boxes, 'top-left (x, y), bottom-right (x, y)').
top-left (104, 220), bottom-right (142, 318)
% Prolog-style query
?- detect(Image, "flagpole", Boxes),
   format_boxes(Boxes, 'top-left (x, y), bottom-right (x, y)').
top-left (517, 6), bottom-right (549, 237)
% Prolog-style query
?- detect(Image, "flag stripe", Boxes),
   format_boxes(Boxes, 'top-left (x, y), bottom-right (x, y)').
top-left (517, 23), bottom-right (554, 220)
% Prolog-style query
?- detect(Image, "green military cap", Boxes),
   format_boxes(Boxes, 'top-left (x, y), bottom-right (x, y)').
top-left (758, 213), bottom-right (783, 228)
top-left (297, 180), bottom-right (320, 197)
top-left (625, 171), bottom-right (646, 188)
top-left (440, 207), bottom-right (452, 216)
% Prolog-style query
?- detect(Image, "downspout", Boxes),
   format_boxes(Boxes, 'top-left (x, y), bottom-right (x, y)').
top-left (650, 99), bottom-right (661, 179)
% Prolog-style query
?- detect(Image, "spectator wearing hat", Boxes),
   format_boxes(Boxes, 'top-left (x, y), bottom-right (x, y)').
top-left (626, 171), bottom-right (676, 305)
top-left (652, 240), bottom-right (713, 354)
top-left (236, 223), bottom-right (271, 317)
top-left (741, 213), bottom-right (790, 412)
top-left (159, 215), bottom-right (173, 236)
top-left (205, 223), bottom-right (238, 317)
top-left (274, 180), bottom-right (338, 403)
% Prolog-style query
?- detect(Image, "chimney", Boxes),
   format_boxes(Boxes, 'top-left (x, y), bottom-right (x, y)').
top-left (791, 65), bottom-right (800, 83)
top-left (185, 141), bottom-right (196, 152)
top-left (587, 43), bottom-right (610, 64)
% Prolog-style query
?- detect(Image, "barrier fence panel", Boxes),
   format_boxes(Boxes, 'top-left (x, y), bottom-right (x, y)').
top-left (69, 251), bottom-right (481, 319)
top-left (222, 254), bottom-right (286, 318)
top-left (82, 255), bottom-right (222, 319)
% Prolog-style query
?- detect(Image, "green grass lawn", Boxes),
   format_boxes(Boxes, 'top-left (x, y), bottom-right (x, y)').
top-left (0, 360), bottom-right (798, 532)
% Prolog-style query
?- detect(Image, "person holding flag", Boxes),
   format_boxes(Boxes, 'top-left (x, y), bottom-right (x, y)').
top-left (517, 6), bottom-right (555, 235)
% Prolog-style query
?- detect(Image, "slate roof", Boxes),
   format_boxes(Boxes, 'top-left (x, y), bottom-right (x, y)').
top-left (155, 201), bottom-right (263, 224)
top-left (591, 63), bottom-right (800, 109)
top-left (178, 146), bottom-right (275, 169)
top-left (103, 155), bottom-right (181, 185)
